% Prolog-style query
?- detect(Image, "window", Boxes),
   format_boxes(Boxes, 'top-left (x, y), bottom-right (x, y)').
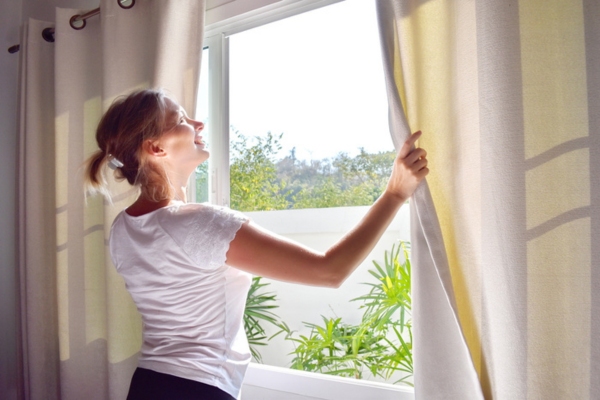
top-left (198, 0), bottom-right (412, 387)
top-left (193, 47), bottom-right (210, 203)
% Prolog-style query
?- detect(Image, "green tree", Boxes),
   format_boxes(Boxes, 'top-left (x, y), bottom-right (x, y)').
top-left (230, 131), bottom-right (290, 211)
top-left (228, 132), bottom-right (396, 210)
top-left (291, 177), bottom-right (374, 209)
top-left (331, 148), bottom-right (395, 204)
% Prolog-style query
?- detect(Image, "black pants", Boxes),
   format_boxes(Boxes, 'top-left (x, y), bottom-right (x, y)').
top-left (127, 368), bottom-right (236, 400)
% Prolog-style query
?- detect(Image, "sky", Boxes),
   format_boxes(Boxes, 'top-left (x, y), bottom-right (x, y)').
top-left (201, 0), bottom-right (393, 161)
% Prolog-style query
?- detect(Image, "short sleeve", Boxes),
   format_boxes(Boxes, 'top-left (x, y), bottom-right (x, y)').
top-left (159, 203), bottom-right (248, 269)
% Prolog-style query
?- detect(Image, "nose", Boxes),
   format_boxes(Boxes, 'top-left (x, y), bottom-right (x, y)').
top-left (195, 121), bottom-right (204, 131)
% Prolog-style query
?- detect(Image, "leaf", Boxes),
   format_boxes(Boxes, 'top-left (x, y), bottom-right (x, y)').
top-left (243, 276), bottom-right (285, 362)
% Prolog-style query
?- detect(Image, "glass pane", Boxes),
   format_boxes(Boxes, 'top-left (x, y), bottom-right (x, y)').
top-left (229, 0), bottom-right (393, 212)
top-left (194, 47), bottom-right (210, 203)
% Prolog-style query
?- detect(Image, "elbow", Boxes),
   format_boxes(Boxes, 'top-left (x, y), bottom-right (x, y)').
top-left (327, 278), bottom-right (344, 289)
top-left (320, 270), bottom-right (346, 289)
top-left (309, 264), bottom-right (344, 288)
top-left (315, 255), bottom-right (350, 288)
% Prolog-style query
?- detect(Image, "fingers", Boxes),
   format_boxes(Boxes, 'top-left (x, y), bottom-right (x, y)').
top-left (397, 130), bottom-right (429, 180)
top-left (412, 157), bottom-right (428, 173)
top-left (416, 167), bottom-right (430, 179)
top-left (404, 148), bottom-right (427, 165)
top-left (398, 131), bottom-right (422, 159)
top-left (386, 131), bottom-right (429, 199)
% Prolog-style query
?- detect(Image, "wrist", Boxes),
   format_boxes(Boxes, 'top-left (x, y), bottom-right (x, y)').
top-left (380, 189), bottom-right (407, 207)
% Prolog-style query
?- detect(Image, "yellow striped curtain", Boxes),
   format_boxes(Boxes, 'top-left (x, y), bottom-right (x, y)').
top-left (376, 0), bottom-right (599, 398)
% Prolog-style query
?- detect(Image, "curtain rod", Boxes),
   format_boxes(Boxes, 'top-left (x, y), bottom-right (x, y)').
top-left (7, 0), bottom-right (135, 54)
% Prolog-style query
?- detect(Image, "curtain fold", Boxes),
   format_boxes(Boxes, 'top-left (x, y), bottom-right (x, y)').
top-left (377, 0), bottom-right (600, 399)
top-left (376, 1), bottom-right (483, 399)
top-left (18, 19), bottom-right (60, 400)
top-left (18, 2), bottom-right (205, 398)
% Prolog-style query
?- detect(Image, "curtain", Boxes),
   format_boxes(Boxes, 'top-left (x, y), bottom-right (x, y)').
top-left (18, 1), bottom-right (205, 398)
top-left (376, 0), bottom-right (599, 399)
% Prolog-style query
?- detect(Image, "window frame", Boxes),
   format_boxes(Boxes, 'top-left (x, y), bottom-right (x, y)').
top-left (197, 0), bottom-right (345, 206)
top-left (197, 1), bottom-right (415, 394)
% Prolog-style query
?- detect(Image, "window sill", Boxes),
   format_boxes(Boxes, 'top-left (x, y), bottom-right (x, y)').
top-left (242, 362), bottom-right (415, 400)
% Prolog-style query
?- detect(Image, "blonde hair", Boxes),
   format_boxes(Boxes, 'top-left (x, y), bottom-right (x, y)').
top-left (84, 88), bottom-right (175, 202)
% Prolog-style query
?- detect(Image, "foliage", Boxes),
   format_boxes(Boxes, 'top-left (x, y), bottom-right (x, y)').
top-left (285, 316), bottom-right (389, 379)
top-left (290, 177), bottom-right (375, 209)
top-left (331, 148), bottom-right (395, 198)
top-left (244, 276), bottom-right (288, 363)
top-left (284, 242), bottom-right (413, 385)
top-left (228, 132), bottom-right (396, 211)
top-left (230, 132), bottom-right (290, 211)
top-left (354, 242), bottom-right (411, 332)
top-left (352, 242), bottom-right (413, 382)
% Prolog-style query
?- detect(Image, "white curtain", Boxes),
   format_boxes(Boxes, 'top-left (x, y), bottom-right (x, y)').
top-left (376, 1), bottom-right (482, 398)
top-left (18, 1), bottom-right (205, 398)
top-left (376, 0), bottom-right (599, 399)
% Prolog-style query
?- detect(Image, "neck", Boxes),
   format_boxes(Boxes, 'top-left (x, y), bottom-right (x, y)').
top-left (163, 168), bottom-right (192, 203)
top-left (173, 185), bottom-right (187, 202)
top-left (126, 196), bottom-right (172, 217)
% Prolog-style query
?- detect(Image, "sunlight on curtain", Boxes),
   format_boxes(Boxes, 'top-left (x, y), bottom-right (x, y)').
top-left (520, 1), bottom-right (591, 396)
top-left (377, 0), bottom-right (599, 398)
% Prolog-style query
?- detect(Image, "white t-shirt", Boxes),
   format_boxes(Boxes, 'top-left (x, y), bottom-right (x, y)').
top-left (109, 201), bottom-right (251, 399)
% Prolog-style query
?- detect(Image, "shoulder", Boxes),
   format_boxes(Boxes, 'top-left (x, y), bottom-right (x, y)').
top-left (158, 202), bottom-right (248, 226)
top-left (157, 202), bottom-right (248, 247)
top-left (162, 203), bottom-right (249, 268)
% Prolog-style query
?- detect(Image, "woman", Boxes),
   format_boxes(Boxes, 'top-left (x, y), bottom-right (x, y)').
top-left (85, 88), bottom-right (428, 400)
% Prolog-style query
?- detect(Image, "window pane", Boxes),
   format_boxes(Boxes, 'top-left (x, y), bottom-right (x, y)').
top-left (229, 0), bottom-right (393, 211)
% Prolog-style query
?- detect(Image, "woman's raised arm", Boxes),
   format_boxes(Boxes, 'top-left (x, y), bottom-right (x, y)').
top-left (225, 131), bottom-right (428, 287)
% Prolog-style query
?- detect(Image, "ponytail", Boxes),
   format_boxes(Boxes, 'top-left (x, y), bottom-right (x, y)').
top-left (84, 149), bottom-right (110, 198)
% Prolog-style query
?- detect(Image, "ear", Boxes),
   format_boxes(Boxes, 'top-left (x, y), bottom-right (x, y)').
top-left (142, 139), bottom-right (166, 158)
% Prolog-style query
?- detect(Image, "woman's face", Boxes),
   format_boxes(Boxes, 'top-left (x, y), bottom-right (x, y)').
top-left (158, 97), bottom-right (209, 172)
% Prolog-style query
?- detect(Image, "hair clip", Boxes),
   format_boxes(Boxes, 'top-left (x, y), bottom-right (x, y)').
top-left (107, 155), bottom-right (124, 170)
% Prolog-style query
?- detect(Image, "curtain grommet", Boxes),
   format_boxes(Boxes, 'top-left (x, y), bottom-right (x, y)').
top-left (118, 0), bottom-right (135, 10)
top-left (70, 15), bottom-right (86, 30)
top-left (42, 28), bottom-right (55, 43)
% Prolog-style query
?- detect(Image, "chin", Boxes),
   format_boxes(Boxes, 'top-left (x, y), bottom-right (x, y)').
top-left (197, 149), bottom-right (210, 161)
top-left (198, 154), bottom-right (210, 165)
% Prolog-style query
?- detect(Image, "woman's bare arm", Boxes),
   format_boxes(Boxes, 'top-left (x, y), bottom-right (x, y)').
top-left (225, 131), bottom-right (428, 287)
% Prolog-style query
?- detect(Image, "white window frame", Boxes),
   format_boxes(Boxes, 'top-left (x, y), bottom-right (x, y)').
top-left (204, 33), bottom-right (230, 206)
top-left (243, 363), bottom-right (415, 399)
top-left (201, 0), bottom-right (343, 206)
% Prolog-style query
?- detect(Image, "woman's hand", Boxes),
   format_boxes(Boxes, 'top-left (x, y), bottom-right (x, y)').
top-left (385, 131), bottom-right (429, 201)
